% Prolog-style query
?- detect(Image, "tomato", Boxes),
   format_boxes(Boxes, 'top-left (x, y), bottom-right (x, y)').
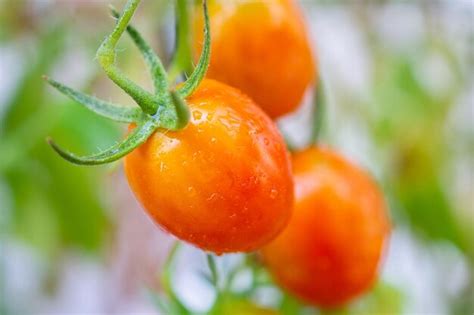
top-left (193, 0), bottom-right (316, 119)
top-left (124, 79), bottom-right (293, 254)
top-left (261, 147), bottom-right (390, 307)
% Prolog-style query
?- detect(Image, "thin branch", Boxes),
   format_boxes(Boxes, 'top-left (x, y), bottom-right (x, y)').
top-left (177, 0), bottom-right (210, 98)
top-left (44, 76), bottom-right (143, 123)
top-left (47, 118), bottom-right (157, 165)
top-left (96, 0), bottom-right (160, 115)
top-left (110, 7), bottom-right (168, 97)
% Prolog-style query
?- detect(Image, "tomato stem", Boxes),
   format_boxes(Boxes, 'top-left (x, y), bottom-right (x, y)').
top-left (310, 78), bottom-right (325, 144)
top-left (206, 254), bottom-right (219, 289)
top-left (96, 0), bottom-right (160, 115)
top-left (176, 0), bottom-right (211, 98)
top-left (168, 0), bottom-right (194, 82)
top-left (110, 7), bottom-right (169, 99)
top-left (170, 91), bottom-right (190, 130)
top-left (107, 0), bottom-right (140, 47)
top-left (160, 242), bottom-right (190, 314)
top-left (45, 0), bottom-right (211, 165)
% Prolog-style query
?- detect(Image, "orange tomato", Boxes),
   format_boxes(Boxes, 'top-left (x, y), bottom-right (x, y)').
top-left (193, 0), bottom-right (316, 118)
top-left (261, 147), bottom-right (390, 307)
top-left (124, 79), bottom-right (293, 254)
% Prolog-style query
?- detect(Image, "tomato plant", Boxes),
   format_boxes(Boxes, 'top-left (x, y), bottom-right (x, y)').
top-left (193, 0), bottom-right (316, 118)
top-left (5, 0), bottom-right (471, 313)
top-left (261, 147), bottom-right (391, 308)
top-left (43, 0), bottom-right (293, 254)
top-left (40, 0), bottom-right (393, 311)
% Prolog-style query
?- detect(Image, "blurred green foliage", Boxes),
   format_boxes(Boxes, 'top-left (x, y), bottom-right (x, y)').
top-left (370, 53), bottom-right (467, 248)
top-left (366, 37), bottom-right (472, 258)
top-left (0, 27), bottom-right (120, 255)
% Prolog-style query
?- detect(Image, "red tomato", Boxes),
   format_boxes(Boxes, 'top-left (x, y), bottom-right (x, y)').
top-left (261, 147), bottom-right (390, 307)
top-left (124, 79), bottom-right (293, 254)
top-left (193, 0), bottom-right (316, 119)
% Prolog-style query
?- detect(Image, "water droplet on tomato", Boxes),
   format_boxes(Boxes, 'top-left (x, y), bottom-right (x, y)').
top-left (192, 110), bottom-right (202, 121)
top-left (187, 186), bottom-right (196, 196)
top-left (270, 189), bottom-right (278, 199)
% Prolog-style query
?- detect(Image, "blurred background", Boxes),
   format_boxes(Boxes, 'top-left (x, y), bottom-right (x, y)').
top-left (0, 0), bottom-right (472, 314)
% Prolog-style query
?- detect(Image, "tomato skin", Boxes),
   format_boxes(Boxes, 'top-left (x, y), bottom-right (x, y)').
top-left (261, 147), bottom-right (390, 307)
top-left (193, 0), bottom-right (316, 119)
top-left (124, 79), bottom-right (293, 254)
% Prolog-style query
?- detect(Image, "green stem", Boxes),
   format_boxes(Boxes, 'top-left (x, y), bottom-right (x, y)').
top-left (108, 0), bottom-right (140, 46)
top-left (162, 242), bottom-right (179, 296)
top-left (47, 118), bottom-right (158, 165)
top-left (310, 78), bottom-right (325, 145)
top-left (0, 180), bottom-right (9, 315)
top-left (110, 7), bottom-right (169, 98)
top-left (168, 0), bottom-right (193, 82)
top-left (161, 241), bottom-right (190, 314)
top-left (96, 0), bottom-right (160, 115)
top-left (284, 135), bottom-right (297, 153)
top-left (177, 0), bottom-right (210, 98)
top-left (45, 0), bottom-right (203, 166)
top-left (170, 91), bottom-right (190, 130)
top-left (206, 254), bottom-right (219, 289)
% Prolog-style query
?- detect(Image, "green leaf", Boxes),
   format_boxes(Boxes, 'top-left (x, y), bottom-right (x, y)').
top-left (349, 282), bottom-right (404, 315)
top-left (44, 76), bottom-right (143, 123)
top-left (48, 118), bottom-right (157, 165)
top-left (280, 294), bottom-right (306, 315)
top-left (394, 174), bottom-right (466, 251)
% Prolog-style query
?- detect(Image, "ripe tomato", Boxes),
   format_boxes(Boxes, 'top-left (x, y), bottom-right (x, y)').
top-left (261, 147), bottom-right (390, 307)
top-left (193, 0), bottom-right (316, 119)
top-left (124, 79), bottom-right (293, 254)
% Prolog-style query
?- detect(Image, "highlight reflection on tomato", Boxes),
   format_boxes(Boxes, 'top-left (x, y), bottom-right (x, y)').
top-left (124, 79), bottom-right (294, 254)
top-left (262, 147), bottom-right (390, 307)
top-left (193, 0), bottom-right (316, 118)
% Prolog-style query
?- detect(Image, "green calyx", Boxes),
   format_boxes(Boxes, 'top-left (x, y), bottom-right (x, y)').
top-left (44, 0), bottom-right (210, 165)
